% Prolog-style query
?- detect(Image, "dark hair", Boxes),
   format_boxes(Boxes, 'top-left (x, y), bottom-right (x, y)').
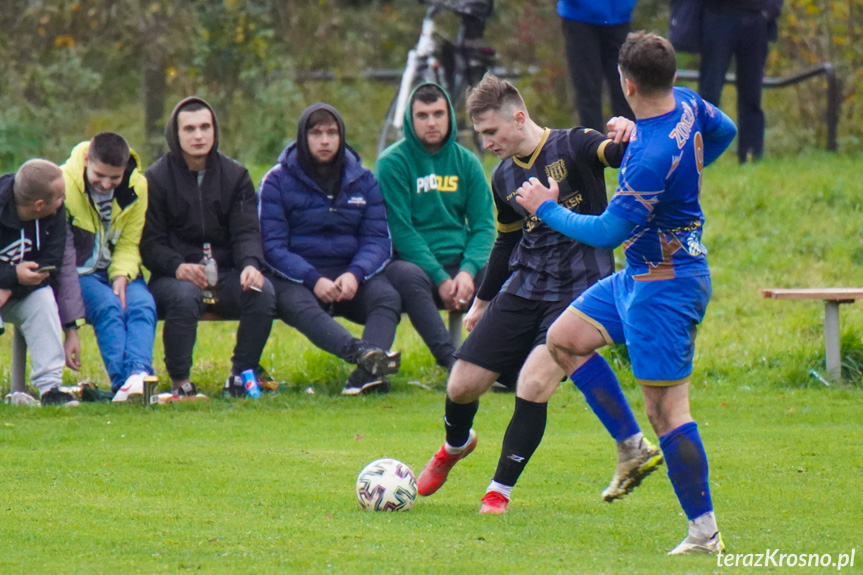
top-left (410, 84), bottom-right (447, 111)
top-left (14, 159), bottom-right (63, 204)
top-left (176, 100), bottom-right (209, 116)
top-left (89, 132), bottom-right (130, 168)
top-left (618, 31), bottom-right (677, 96)
top-left (306, 109), bottom-right (338, 131)
top-left (465, 73), bottom-right (525, 121)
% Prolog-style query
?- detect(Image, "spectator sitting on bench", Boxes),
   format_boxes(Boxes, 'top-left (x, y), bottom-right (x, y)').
top-left (61, 132), bottom-right (157, 402)
top-left (259, 103), bottom-right (401, 396)
top-left (0, 160), bottom-right (78, 406)
top-left (376, 83), bottom-right (495, 371)
top-left (141, 97), bottom-right (276, 398)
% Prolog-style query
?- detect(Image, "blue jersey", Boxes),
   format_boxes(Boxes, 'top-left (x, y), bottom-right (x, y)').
top-left (607, 87), bottom-right (728, 281)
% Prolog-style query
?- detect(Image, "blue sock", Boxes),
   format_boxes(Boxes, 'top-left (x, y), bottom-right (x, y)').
top-left (570, 353), bottom-right (640, 442)
top-left (660, 421), bottom-right (713, 520)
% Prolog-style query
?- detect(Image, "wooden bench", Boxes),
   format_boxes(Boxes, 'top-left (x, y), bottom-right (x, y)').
top-left (9, 310), bottom-right (464, 393)
top-left (762, 288), bottom-right (863, 381)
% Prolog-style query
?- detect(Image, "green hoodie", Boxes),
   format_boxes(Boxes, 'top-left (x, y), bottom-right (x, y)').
top-left (375, 84), bottom-right (495, 286)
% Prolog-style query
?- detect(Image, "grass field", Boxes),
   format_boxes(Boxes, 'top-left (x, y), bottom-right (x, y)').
top-left (1, 153), bottom-right (861, 574)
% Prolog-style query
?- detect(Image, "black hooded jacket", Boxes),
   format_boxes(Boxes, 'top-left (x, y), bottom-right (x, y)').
top-left (0, 173), bottom-right (66, 300)
top-left (140, 96), bottom-right (263, 278)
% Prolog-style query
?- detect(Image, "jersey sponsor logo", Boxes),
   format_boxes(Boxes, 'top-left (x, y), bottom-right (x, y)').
top-left (0, 238), bottom-right (32, 263)
top-left (669, 101), bottom-right (696, 149)
top-left (416, 173), bottom-right (459, 194)
top-left (545, 159), bottom-right (567, 183)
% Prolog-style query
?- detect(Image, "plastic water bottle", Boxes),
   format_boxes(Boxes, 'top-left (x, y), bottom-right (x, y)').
top-left (241, 369), bottom-right (261, 398)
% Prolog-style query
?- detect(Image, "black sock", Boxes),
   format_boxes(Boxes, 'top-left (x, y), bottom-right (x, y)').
top-left (492, 397), bottom-right (548, 487)
top-left (444, 396), bottom-right (479, 448)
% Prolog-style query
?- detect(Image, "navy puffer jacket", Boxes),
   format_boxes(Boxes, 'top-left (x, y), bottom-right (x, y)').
top-left (259, 143), bottom-right (391, 290)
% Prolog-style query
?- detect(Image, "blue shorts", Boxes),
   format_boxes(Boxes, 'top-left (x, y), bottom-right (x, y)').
top-left (569, 270), bottom-right (712, 386)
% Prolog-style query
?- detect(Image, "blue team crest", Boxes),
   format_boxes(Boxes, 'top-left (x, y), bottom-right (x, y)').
top-left (545, 159), bottom-right (567, 182)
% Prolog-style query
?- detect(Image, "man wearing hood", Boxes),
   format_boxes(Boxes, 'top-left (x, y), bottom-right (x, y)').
top-left (61, 132), bottom-right (157, 401)
top-left (259, 103), bottom-right (402, 396)
top-left (0, 159), bottom-right (79, 406)
top-left (141, 97), bottom-right (276, 397)
top-left (376, 83), bottom-right (495, 372)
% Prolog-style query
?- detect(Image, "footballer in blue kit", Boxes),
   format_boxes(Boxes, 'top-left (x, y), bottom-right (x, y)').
top-left (516, 32), bottom-right (737, 555)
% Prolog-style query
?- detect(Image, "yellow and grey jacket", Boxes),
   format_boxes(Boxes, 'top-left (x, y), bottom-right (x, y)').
top-left (61, 141), bottom-right (148, 281)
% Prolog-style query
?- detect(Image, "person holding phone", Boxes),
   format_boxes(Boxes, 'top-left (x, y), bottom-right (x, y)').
top-left (61, 132), bottom-right (158, 402)
top-left (0, 159), bottom-right (79, 406)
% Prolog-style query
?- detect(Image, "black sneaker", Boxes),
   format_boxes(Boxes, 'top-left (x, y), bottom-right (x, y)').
top-left (341, 367), bottom-right (390, 396)
top-left (222, 375), bottom-right (247, 398)
top-left (357, 347), bottom-right (401, 377)
top-left (174, 382), bottom-right (199, 397)
top-left (40, 387), bottom-right (80, 407)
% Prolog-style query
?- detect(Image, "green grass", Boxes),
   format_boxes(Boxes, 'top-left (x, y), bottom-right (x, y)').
top-left (1, 153), bottom-right (862, 574)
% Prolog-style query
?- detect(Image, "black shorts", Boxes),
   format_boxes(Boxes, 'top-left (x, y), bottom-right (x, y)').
top-left (454, 292), bottom-right (571, 385)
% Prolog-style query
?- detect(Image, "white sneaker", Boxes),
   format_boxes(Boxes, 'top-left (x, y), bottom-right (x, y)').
top-left (4, 391), bottom-right (40, 407)
top-left (668, 532), bottom-right (725, 555)
top-left (112, 372), bottom-right (147, 403)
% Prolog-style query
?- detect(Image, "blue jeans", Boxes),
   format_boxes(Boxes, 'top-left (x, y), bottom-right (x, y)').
top-left (80, 271), bottom-right (157, 391)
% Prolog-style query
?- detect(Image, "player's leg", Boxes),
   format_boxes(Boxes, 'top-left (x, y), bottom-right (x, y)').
top-left (642, 383), bottom-right (722, 555)
top-left (548, 275), bottom-right (662, 501)
top-left (418, 293), bottom-right (541, 497)
top-left (417, 359), bottom-right (498, 496)
top-left (626, 275), bottom-right (720, 554)
top-left (480, 342), bottom-right (564, 514)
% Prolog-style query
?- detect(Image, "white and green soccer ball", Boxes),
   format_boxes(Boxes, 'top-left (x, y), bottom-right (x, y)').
top-left (355, 458), bottom-right (418, 512)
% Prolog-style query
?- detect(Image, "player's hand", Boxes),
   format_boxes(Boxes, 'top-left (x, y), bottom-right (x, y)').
top-left (64, 328), bottom-right (82, 371)
top-left (515, 177), bottom-right (559, 216)
top-left (16, 261), bottom-right (50, 286)
top-left (334, 272), bottom-right (358, 301)
top-left (111, 275), bottom-right (128, 311)
top-left (314, 277), bottom-right (341, 303)
top-left (606, 116), bottom-right (635, 144)
top-left (463, 297), bottom-right (490, 332)
top-left (452, 271), bottom-right (475, 311)
top-left (176, 263), bottom-right (208, 289)
top-left (437, 278), bottom-right (457, 311)
top-left (240, 265), bottom-right (265, 291)
top-left (0, 288), bottom-right (11, 309)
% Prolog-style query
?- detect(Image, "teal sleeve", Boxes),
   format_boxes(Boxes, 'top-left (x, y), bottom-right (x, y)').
top-left (376, 156), bottom-right (449, 285)
top-left (459, 156), bottom-right (495, 277)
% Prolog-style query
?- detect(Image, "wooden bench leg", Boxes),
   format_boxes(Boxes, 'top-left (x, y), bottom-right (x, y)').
top-left (448, 311), bottom-right (464, 347)
top-left (824, 300), bottom-right (841, 381)
top-left (12, 327), bottom-right (27, 393)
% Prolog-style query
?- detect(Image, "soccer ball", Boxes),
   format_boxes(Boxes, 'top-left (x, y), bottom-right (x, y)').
top-left (355, 458), bottom-right (418, 512)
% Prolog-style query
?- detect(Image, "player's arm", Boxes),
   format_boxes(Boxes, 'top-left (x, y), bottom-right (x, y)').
top-left (516, 178), bottom-right (635, 250)
top-left (475, 189), bottom-right (521, 301)
top-left (582, 121), bottom-right (632, 170)
top-left (701, 106), bottom-right (738, 166)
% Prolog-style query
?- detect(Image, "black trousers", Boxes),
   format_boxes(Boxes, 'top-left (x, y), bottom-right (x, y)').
top-left (699, 5), bottom-right (770, 162)
top-left (561, 18), bottom-right (633, 132)
top-left (150, 270), bottom-right (276, 381)
top-left (272, 274), bottom-right (400, 362)
top-left (385, 260), bottom-right (486, 369)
